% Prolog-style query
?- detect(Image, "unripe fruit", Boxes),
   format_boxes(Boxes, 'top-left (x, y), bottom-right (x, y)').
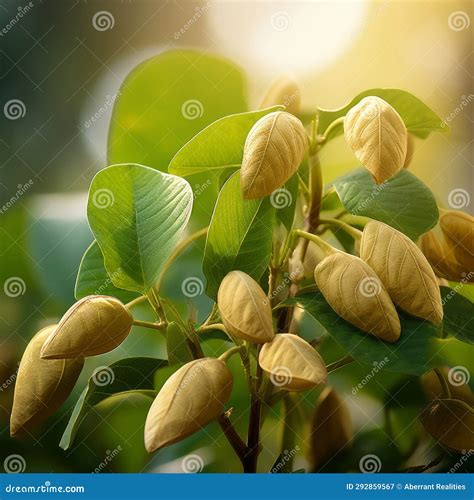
top-left (241, 111), bottom-right (307, 199)
top-left (309, 388), bottom-right (353, 470)
top-left (10, 326), bottom-right (83, 437)
top-left (439, 210), bottom-right (474, 272)
top-left (40, 296), bottom-right (133, 359)
top-left (344, 96), bottom-right (407, 184)
top-left (259, 334), bottom-right (327, 391)
top-left (360, 220), bottom-right (443, 324)
top-left (260, 77), bottom-right (301, 116)
top-left (218, 271), bottom-right (274, 344)
top-left (144, 358), bottom-right (233, 452)
top-left (314, 253), bottom-right (401, 342)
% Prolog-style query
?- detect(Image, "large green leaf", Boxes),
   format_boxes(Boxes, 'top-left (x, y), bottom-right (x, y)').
top-left (317, 88), bottom-right (447, 141)
top-left (332, 168), bottom-right (439, 240)
top-left (441, 286), bottom-right (474, 344)
top-left (87, 164), bottom-right (193, 293)
top-left (282, 293), bottom-right (444, 376)
top-left (60, 357), bottom-right (165, 450)
top-left (169, 106), bottom-right (283, 177)
top-left (203, 172), bottom-right (275, 298)
top-left (75, 241), bottom-right (140, 303)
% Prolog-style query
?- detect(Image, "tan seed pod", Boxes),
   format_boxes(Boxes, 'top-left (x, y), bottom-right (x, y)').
top-left (309, 387), bottom-right (353, 470)
top-left (260, 77), bottom-right (301, 116)
top-left (440, 210), bottom-right (474, 272)
top-left (289, 241), bottom-right (326, 282)
top-left (420, 399), bottom-right (474, 453)
top-left (344, 96), bottom-right (408, 184)
top-left (419, 231), bottom-right (470, 282)
top-left (40, 295), bottom-right (133, 359)
top-left (259, 333), bottom-right (327, 391)
top-left (403, 133), bottom-right (415, 169)
top-left (241, 111), bottom-right (307, 199)
top-left (217, 271), bottom-right (274, 344)
top-left (144, 358), bottom-right (233, 452)
top-left (10, 326), bottom-right (84, 437)
top-left (314, 252), bottom-right (401, 342)
top-left (421, 368), bottom-right (474, 405)
top-left (360, 220), bottom-right (443, 324)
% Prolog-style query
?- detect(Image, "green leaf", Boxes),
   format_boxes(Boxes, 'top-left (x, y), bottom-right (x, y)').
top-left (276, 174), bottom-right (299, 231)
top-left (441, 286), bottom-right (474, 344)
top-left (282, 293), bottom-right (444, 376)
top-left (318, 88), bottom-right (447, 141)
top-left (169, 107), bottom-right (283, 177)
top-left (332, 168), bottom-right (439, 240)
top-left (87, 164), bottom-right (193, 293)
top-left (60, 357), bottom-right (165, 450)
top-left (166, 322), bottom-right (194, 365)
top-left (108, 50), bottom-right (247, 170)
top-left (203, 172), bottom-right (275, 299)
top-left (75, 241), bottom-right (140, 303)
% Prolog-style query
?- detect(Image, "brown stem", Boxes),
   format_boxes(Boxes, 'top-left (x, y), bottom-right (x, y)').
top-left (218, 412), bottom-right (247, 462)
top-left (244, 377), bottom-right (263, 472)
top-left (401, 453), bottom-right (444, 473)
top-left (326, 355), bottom-right (354, 373)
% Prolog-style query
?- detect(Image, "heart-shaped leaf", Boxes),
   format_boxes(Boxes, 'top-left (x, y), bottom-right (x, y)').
top-left (60, 357), bottom-right (166, 450)
top-left (333, 168), bottom-right (438, 240)
top-left (281, 293), bottom-right (444, 376)
top-left (203, 172), bottom-right (275, 298)
top-left (169, 107), bottom-right (283, 177)
top-left (87, 164), bottom-right (193, 293)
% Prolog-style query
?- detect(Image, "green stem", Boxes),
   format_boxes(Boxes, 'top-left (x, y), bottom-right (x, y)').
top-left (434, 368), bottom-right (451, 399)
top-left (293, 229), bottom-right (340, 256)
top-left (319, 218), bottom-right (363, 240)
top-left (307, 118), bottom-right (323, 232)
top-left (147, 288), bottom-right (167, 324)
top-left (326, 355), bottom-right (354, 373)
top-left (132, 319), bottom-right (166, 331)
top-left (219, 345), bottom-right (244, 363)
top-left (318, 116), bottom-right (345, 145)
top-left (125, 296), bottom-right (147, 309)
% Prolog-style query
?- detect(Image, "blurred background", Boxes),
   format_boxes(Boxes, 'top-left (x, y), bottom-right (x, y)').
top-left (0, 0), bottom-right (472, 473)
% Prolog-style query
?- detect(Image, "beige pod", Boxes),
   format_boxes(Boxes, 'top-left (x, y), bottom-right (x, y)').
top-left (420, 399), bottom-right (474, 453)
top-left (10, 325), bottom-right (84, 437)
top-left (440, 210), bottom-right (474, 272)
top-left (309, 387), bottom-right (353, 470)
top-left (344, 96), bottom-right (407, 184)
top-left (41, 295), bottom-right (133, 359)
top-left (419, 231), bottom-right (468, 282)
top-left (144, 358), bottom-right (233, 452)
top-left (217, 271), bottom-right (274, 344)
top-left (241, 111), bottom-right (307, 199)
top-left (314, 252), bottom-right (401, 342)
top-left (260, 77), bottom-right (301, 116)
top-left (360, 220), bottom-right (443, 324)
top-left (259, 334), bottom-right (327, 391)
top-left (421, 368), bottom-right (474, 405)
